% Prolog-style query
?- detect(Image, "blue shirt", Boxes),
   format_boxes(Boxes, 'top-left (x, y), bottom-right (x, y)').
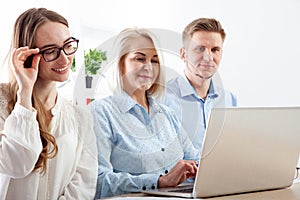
top-left (164, 75), bottom-right (237, 152)
top-left (90, 91), bottom-right (199, 198)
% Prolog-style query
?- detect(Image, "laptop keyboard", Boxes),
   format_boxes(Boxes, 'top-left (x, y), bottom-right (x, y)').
top-left (169, 187), bottom-right (194, 193)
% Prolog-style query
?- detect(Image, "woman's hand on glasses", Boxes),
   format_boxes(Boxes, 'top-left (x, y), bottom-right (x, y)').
top-left (11, 47), bottom-right (41, 109)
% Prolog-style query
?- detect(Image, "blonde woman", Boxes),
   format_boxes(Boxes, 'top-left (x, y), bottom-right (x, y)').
top-left (90, 28), bottom-right (199, 198)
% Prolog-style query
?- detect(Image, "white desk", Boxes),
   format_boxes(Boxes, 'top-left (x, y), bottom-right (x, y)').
top-left (106, 182), bottom-right (300, 200)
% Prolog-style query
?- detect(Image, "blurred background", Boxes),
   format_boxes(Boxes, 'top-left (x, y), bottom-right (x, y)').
top-left (0, 0), bottom-right (299, 107)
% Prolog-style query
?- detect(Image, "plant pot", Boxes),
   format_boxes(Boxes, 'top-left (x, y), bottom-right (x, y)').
top-left (85, 76), bottom-right (93, 88)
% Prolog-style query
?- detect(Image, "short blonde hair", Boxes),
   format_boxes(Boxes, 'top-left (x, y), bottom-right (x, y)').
top-left (111, 28), bottom-right (166, 99)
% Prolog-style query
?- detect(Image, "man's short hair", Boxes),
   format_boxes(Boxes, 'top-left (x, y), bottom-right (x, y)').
top-left (182, 18), bottom-right (226, 47)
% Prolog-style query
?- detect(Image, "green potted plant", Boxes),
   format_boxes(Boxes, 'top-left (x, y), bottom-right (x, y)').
top-left (71, 56), bottom-right (76, 72)
top-left (84, 48), bottom-right (107, 88)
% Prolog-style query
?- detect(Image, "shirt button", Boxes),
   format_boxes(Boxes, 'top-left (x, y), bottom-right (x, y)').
top-left (142, 186), bottom-right (146, 190)
top-left (161, 148), bottom-right (165, 151)
top-left (165, 170), bottom-right (168, 174)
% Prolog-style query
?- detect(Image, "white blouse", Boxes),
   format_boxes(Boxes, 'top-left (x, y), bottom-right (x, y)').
top-left (0, 83), bottom-right (98, 200)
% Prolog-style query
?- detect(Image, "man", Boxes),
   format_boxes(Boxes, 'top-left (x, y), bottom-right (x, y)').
top-left (164, 18), bottom-right (237, 152)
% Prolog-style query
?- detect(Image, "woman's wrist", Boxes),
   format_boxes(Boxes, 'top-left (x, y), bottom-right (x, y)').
top-left (17, 89), bottom-right (33, 110)
top-left (158, 175), bottom-right (167, 188)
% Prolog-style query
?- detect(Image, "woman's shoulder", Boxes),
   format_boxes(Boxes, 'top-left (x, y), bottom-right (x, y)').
top-left (59, 96), bottom-right (115, 119)
top-left (90, 96), bottom-right (115, 111)
top-left (155, 100), bottom-right (181, 127)
top-left (0, 83), bottom-right (10, 96)
top-left (0, 83), bottom-right (11, 108)
top-left (0, 83), bottom-right (11, 126)
top-left (155, 100), bottom-right (174, 115)
top-left (59, 97), bottom-right (92, 120)
top-left (59, 99), bottom-right (94, 138)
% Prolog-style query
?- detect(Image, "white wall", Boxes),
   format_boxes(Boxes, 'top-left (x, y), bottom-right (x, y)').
top-left (1, 0), bottom-right (300, 107)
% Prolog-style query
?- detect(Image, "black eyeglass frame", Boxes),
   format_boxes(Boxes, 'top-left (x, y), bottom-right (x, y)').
top-left (39, 37), bottom-right (79, 62)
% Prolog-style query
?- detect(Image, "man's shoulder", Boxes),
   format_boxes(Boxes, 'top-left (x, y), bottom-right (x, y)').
top-left (166, 76), bottom-right (185, 94)
top-left (166, 76), bottom-right (182, 86)
top-left (214, 86), bottom-right (238, 107)
top-left (224, 89), bottom-right (238, 106)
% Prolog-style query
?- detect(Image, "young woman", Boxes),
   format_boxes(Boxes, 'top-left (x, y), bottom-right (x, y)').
top-left (0, 8), bottom-right (97, 199)
top-left (90, 28), bottom-right (199, 198)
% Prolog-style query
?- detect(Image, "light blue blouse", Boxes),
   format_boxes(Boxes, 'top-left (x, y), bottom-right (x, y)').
top-left (90, 91), bottom-right (199, 198)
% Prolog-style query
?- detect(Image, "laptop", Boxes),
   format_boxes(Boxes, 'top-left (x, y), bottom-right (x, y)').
top-left (142, 107), bottom-right (300, 198)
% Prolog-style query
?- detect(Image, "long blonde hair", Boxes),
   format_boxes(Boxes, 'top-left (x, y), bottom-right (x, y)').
top-left (6, 8), bottom-right (69, 174)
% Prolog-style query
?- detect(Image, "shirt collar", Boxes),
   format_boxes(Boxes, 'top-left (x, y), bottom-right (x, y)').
top-left (113, 91), bottom-right (161, 114)
top-left (179, 75), bottom-right (219, 99)
top-left (113, 91), bottom-right (136, 113)
top-left (207, 81), bottom-right (219, 99)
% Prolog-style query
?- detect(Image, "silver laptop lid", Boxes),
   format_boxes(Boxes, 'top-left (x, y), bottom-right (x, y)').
top-left (194, 107), bottom-right (300, 198)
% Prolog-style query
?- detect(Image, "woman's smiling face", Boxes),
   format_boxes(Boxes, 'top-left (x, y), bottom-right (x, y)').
top-left (121, 37), bottom-right (160, 95)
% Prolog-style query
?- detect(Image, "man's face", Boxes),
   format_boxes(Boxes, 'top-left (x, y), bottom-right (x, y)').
top-left (182, 31), bottom-right (223, 80)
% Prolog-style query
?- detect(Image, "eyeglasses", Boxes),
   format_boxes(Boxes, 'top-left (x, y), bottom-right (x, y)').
top-left (39, 37), bottom-right (79, 62)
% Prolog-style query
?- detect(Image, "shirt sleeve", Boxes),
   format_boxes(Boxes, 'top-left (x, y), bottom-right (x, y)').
top-left (90, 102), bottom-right (159, 199)
top-left (0, 103), bottom-right (42, 178)
top-left (59, 109), bottom-right (98, 200)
